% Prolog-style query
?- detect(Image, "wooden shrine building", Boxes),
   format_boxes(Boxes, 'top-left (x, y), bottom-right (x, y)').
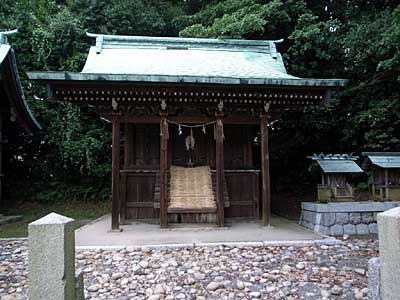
top-left (28, 34), bottom-right (347, 229)
top-left (362, 152), bottom-right (400, 201)
top-left (308, 154), bottom-right (363, 202)
top-left (0, 30), bottom-right (41, 206)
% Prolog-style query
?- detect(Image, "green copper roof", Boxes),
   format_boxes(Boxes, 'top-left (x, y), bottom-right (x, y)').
top-left (0, 30), bottom-right (41, 132)
top-left (362, 152), bottom-right (400, 169)
top-left (82, 33), bottom-right (293, 80)
top-left (27, 33), bottom-right (348, 87)
top-left (309, 154), bottom-right (364, 174)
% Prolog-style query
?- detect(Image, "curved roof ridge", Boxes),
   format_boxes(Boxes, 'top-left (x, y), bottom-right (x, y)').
top-left (86, 32), bottom-right (284, 55)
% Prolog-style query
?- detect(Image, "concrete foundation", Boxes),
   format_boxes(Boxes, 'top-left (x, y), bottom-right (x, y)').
top-left (299, 201), bottom-right (400, 236)
top-left (75, 215), bottom-right (326, 247)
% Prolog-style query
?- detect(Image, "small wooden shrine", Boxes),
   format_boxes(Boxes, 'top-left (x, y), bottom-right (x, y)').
top-left (28, 34), bottom-right (346, 229)
top-left (362, 152), bottom-right (400, 201)
top-left (308, 154), bottom-right (363, 202)
top-left (0, 30), bottom-right (41, 206)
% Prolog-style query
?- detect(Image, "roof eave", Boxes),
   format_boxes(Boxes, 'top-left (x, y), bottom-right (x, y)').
top-left (1, 48), bottom-right (42, 133)
top-left (27, 71), bottom-right (348, 88)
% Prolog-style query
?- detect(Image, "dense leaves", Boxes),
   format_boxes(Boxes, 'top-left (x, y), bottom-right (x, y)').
top-left (0, 0), bottom-right (399, 203)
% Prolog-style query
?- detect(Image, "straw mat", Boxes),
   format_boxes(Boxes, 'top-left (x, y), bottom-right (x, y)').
top-left (169, 166), bottom-right (216, 210)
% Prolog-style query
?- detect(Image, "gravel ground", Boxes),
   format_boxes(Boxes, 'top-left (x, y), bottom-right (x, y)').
top-left (0, 238), bottom-right (378, 300)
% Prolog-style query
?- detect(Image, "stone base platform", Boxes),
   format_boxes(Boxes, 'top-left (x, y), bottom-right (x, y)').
top-left (299, 201), bottom-right (400, 236)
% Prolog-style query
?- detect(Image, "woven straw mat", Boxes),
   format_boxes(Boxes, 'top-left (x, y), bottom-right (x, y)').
top-left (169, 166), bottom-right (216, 210)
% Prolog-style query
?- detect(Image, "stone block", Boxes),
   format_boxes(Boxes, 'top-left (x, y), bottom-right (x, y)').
top-left (309, 211), bottom-right (317, 224)
top-left (301, 201), bottom-right (400, 213)
top-left (322, 213), bottom-right (336, 227)
top-left (369, 223), bottom-right (378, 235)
top-left (330, 224), bottom-right (343, 236)
top-left (301, 202), bottom-right (318, 211)
top-left (28, 213), bottom-right (76, 300)
top-left (343, 224), bottom-right (356, 235)
top-left (302, 211), bottom-right (311, 223)
top-left (314, 224), bottom-right (329, 236)
top-left (301, 221), bottom-right (312, 230)
top-left (336, 213), bottom-right (349, 225)
top-left (76, 270), bottom-right (85, 300)
top-left (315, 213), bottom-right (322, 226)
top-left (349, 212), bottom-right (361, 225)
top-left (362, 212), bottom-right (374, 224)
top-left (356, 223), bottom-right (369, 235)
top-left (368, 257), bottom-right (381, 300)
top-left (377, 207), bottom-right (400, 300)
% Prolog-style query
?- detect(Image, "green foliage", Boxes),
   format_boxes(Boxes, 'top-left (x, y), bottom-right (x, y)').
top-left (178, 0), bottom-right (307, 39)
top-left (342, 99), bottom-right (400, 150)
top-left (35, 180), bottom-right (111, 203)
top-left (379, 7), bottom-right (400, 73)
top-left (105, 0), bottom-right (167, 36)
top-left (32, 9), bottom-right (87, 71)
top-left (286, 13), bottom-right (344, 77)
top-left (1, 0), bottom-right (400, 204)
top-left (0, 200), bottom-right (111, 238)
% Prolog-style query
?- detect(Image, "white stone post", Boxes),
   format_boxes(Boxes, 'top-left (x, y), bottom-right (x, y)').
top-left (377, 207), bottom-right (400, 300)
top-left (28, 213), bottom-right (76, 300)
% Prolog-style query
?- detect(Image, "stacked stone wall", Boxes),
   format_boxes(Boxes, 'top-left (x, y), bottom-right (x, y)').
top-left (299, 202), bottom-right (400, 236)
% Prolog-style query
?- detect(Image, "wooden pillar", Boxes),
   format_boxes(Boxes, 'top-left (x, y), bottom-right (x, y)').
top-left (260, 114), bottom-right (271, 226)
top-left (385, 169), bottom-right (389, 200)
top-left (120, 123), bottom-right (133, 225)
top-left (215, 115), bottom-right (224, 227)
top-left (159, 116), bottom-right (168, 228)
top-left (111, 113), bottom-right (121, 230)
top-left (371, 171), bottom-right (376, 200)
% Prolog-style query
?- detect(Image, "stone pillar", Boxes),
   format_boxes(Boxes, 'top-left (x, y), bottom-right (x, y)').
top-left (368, 257), bottom-right (381, 300)
top-left (28, 213), bottom-right (76, 300)
top-left (377, 207), bottom-right (400, 299)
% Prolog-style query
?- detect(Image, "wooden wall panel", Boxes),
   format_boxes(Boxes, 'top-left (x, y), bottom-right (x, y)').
top-left (225, 172), bottom-right (259, 218)
top-left (124, 172), bottom-right (157, 219)
top-left (121, 123), bottom-right (260, 221)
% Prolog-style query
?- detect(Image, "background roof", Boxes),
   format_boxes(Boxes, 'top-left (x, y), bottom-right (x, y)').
top-left (362, 152), bottom-right (400, 169)
top-left (308, 154), bottom-right (364, 174)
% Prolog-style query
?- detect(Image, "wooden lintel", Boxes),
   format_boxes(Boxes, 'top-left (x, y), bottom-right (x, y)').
top-left (126, 202), bottom-right (156, 208)
top-left (119, 115), bottom-right (260, 125)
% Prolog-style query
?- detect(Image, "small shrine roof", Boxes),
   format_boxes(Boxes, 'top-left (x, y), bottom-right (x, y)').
top-left (28, 33), bottom-right (348, 87)
top-left (362, 152), bottom-right (400, 169)
top-left (0, 30), bottom-right (41, 133)
top-left (308, 154), bottom-right (363, 174)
